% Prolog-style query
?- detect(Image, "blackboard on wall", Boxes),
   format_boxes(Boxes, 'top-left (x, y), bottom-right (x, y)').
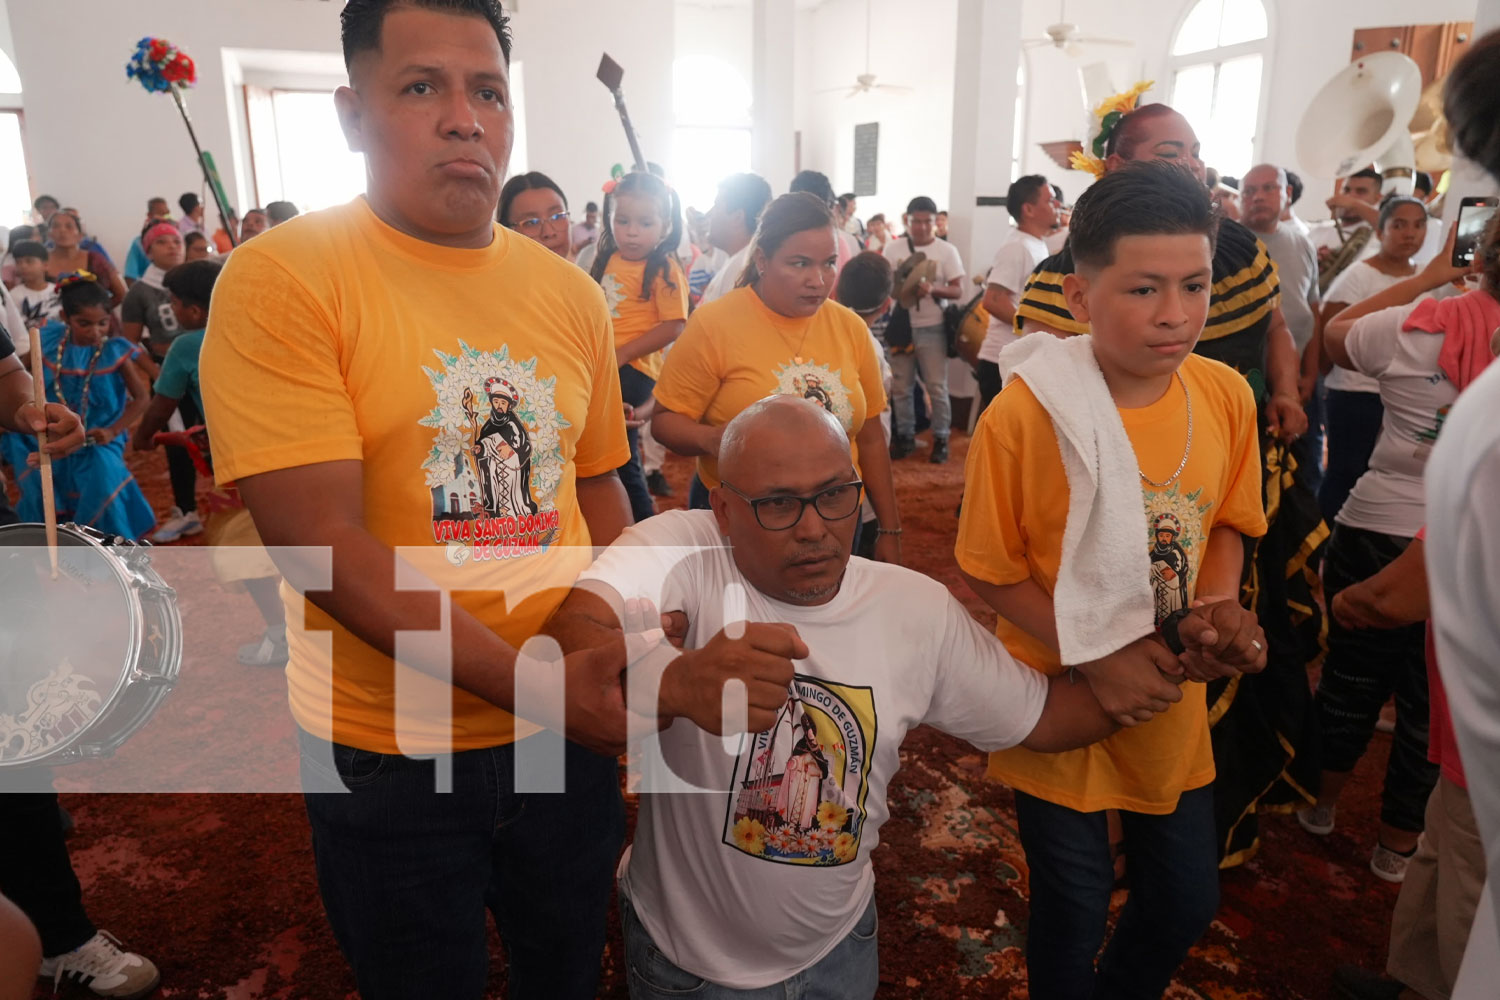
top-left (853, 123), bottom-right (878, 197)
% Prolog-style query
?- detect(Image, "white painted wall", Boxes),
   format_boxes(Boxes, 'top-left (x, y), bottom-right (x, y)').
top-left (512, 0), bottom-right (675, 215)
top-left (2, 0), bottom-right (676, 261)
top-left (1014, 0), bottom-right (1482, 216)
top-left (6, 0), bottom-right (343, 261)
top-left (676, 3), bottom-right (754, 89)
top-left (793, 0), bottom-right (959, 227)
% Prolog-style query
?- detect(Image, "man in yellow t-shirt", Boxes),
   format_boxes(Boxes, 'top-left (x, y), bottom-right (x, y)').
top-left (199, 4), bottom-right (633, 998)
top-left (956, 163), bottom-right (1268, 999)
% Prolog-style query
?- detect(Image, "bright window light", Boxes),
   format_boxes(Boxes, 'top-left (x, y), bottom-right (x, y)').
top-left (1169, 0), bottom-right (1270, 177)
top-left (254, 90), bottom-right (366, 213)
top-left (0, 113), bottom-right (31, 229)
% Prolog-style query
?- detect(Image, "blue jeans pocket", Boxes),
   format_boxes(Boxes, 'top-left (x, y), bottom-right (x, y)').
top-left (848, 898), bottom-right (878, 942)
top-left (299, 732), bottom-right (390, 792)
top-left (629, 946), bottom-right (710, 997)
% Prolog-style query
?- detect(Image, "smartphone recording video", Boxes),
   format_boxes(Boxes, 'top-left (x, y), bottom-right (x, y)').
top-left (1453, 196), bottom-right (1499, 268)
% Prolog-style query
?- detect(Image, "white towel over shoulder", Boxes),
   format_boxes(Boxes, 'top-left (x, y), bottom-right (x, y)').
top-left (997, 333), bottom-right (1154, 665)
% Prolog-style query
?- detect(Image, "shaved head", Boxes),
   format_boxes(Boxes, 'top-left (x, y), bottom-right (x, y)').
top-left (711, 395), bottom-right (860, 606)
top-left (718, 395), bottom-right (850, 483)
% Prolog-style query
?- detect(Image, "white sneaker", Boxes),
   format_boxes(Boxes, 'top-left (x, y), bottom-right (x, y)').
top-left (38, 930), bottom-right (160, 999)
top-left (152, 506), bottom-right (203, 543)
top-left (237, 626), bottom-right (289, 667)
top-left (1371, 843), bottom-right (1413, 883)
top-left (1296, 803), bottom-right (1336, 836)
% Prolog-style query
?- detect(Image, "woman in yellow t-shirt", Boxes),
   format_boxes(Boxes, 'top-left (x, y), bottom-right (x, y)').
top-left (652, 192), bottom-right (902, 564)
top-left (590, 171), bottom-right (689, 522)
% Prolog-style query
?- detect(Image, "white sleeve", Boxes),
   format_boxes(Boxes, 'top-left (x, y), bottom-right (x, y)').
top-left (920, 591), bottom-right (1048, 751)
top-left (988, 241), bottom-right (1030, 293)
top-left (1323, 264), bottom-right (1372, 307)
top-left (941, 242), bottom-right (966, 284)
top-left (1344, 303), bottom-right (1417, 379)
top-left (0, 284), bottom-right (27, 357)
top-left (575, 511), bottom-right (721, 616)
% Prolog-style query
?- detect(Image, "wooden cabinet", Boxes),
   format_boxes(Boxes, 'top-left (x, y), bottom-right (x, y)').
top-left (1350, 21), bottom-right (1474, 89)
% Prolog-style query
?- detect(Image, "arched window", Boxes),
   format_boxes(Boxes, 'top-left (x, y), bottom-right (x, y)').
top-left (672, 55), bottom-right (753, 213)
top-left (1168, 0), bottom-right (1271, 179)
top-left (0, 49), bottom-right (28, 229)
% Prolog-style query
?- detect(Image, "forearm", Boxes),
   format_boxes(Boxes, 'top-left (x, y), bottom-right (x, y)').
top-left (982, 286), bottom-right (1017, 325)
top-left (110, 397), bottom-right (150, 436)
top-left (1326, 271), bottom-right (1451, 349)
top-left (1197, 526), bottom-right (1247, 602)
top-left (0, 364), bottom-right (34, 431)
top-left (854, 419), bottom-right (899, 528)
top-left (961, 571), bottom-right (1059, 653)
top-left (616, 320), bottom-right (685, 366)
top-left (1020, 673), bottom-right (1118, 752)
top-left (1368, 536), bottom-right (1430, 625)
top-left (932, 280), bottom-right (964, 301)
top-left (577, 470), bottom-right (631, 548)
top-left (132, 394), bottom-right (178, 448)
top-left (652, 407), bottom-right (721, 458)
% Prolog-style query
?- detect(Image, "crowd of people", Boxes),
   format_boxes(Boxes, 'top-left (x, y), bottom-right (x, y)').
top-left (2, 1), bottom-right (1499, 999)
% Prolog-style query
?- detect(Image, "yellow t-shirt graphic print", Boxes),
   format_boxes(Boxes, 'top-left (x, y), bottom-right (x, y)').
top-left (423, 346), bottom-right (564, 559)
top-left (202, 197), bottom-right (629, 755)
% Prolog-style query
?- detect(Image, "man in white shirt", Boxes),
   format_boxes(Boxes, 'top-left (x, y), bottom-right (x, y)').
top-left (1242, 163), bottom-right (1324, 487)
top-left (883, 196), bottom-right (965, 463)
top-left (1310, 168), bottom-right (1384, 292)
top-left (699, 173), bottom-right (773, 306)
top-left (975, 174), bottom-right (1057, 414)
top-left (547, 396), bottom-right (1187, 998)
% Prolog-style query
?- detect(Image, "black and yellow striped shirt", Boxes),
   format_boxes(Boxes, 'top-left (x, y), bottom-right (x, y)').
top-left (1013, 219), bottom-right (1282, 396)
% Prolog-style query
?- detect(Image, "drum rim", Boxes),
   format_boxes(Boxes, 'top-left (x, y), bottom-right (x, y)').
top-left (0, 522), bottom-right (143, 767)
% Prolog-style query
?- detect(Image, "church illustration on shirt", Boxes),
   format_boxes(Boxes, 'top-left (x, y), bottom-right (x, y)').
top-left (721, 675), bottom-right (875, 867)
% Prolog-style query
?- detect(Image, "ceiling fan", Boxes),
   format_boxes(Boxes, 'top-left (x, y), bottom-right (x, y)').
top-left (820, 0), bottom-right (912, 99)
top-left (1023, 0), bottom-right (1133, 59)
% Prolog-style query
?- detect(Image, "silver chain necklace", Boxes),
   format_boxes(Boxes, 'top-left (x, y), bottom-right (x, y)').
top-left (1139, 370), bottom-right (1192, 488)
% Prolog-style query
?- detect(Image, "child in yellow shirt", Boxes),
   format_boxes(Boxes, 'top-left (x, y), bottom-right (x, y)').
top-left (956, 161), bottom-right (1269, 999)
top-left (590, 171), bottom-right (688, 522)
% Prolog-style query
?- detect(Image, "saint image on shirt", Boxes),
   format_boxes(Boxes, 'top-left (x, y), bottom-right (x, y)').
top-left (797, 373), bottom-right (834, 414)
top-left (1149, 512), bottom-right (1191, 622)
top-left (468, 377), bottom-right (538, 519)
top-left (724, 677), bottom-right (874, 867)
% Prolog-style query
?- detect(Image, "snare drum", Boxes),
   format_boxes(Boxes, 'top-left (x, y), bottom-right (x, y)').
top-left (0, 523), bottom-right (181, 767)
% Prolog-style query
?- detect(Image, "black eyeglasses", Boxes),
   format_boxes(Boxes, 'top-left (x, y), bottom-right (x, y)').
top-left (510, 211), bottom-right (570, 234)
top-left (718, 480), bottom-right (864, 531)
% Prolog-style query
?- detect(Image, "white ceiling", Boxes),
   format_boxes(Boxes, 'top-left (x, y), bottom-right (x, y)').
top-left (678, 0), bottom-right (826, 9)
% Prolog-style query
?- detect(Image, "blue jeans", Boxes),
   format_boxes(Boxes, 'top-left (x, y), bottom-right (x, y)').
top-left (888, 324), bottom-right (950, 441)
top-left (299, 730), bottom-right (625, 1000)
top-left (619, 364), bottom-right (657, 523)
top-left (1014, 785), bottom-right (1219, 1000)
top-left (621, 890), bottom-right (878, 999)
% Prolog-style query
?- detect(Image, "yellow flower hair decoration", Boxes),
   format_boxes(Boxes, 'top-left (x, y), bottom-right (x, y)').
top-left (1070, 79), bottom-right (1156, 175)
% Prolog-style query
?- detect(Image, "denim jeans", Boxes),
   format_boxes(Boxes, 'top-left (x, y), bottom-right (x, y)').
top-left (1014, 785), bottom-right (1219, 1000)
top-left (888, 324), bottom-right (950, 441)
top-left (299, 730), bottom-right (625, 1000)
top-left (1314, 524), bottom-right (1437, 832)
top-left (0, 783), bottom-right (95, 957)
top-left (619, 365), bottom-right (657, 523)
top-left (620, 889), bottom-right (878, 999)
top-left (1318, 389), bottom-right (1384, 526)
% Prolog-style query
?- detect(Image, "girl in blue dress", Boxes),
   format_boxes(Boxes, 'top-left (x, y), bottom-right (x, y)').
top-left (4, 272), bottom-right (156, 539)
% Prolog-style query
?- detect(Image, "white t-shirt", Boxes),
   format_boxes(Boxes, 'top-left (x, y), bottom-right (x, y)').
top-left (0, 282), bottom-right (29, 357)
top-left (10, 282), bottom-right (59, 334)
top-left (1425, 362), bottom-right (1500, 988)
top-left (581, 509), bottom-right (1047, 989)
top-left (700, 245), bottom-right (750, 306)
top-left (883, 236), bottom-right (965, 329)
top-left (1336, 302), bottom-right (1456, 537)
top-left (1323, 262), bottom-right (1420, 393)
top-left (688, 246), bottom-right (727, 305)
top-left (1257, 223), bottom-right (1320, 353)
top-left (1046, 226), bottom-right (1070, 255)
top-left (978, 229), bottom-right (1048, 364)
top-left (1415, 215), bottom-right (1445, 267)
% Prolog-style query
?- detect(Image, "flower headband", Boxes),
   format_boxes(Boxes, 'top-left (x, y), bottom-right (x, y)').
top-left (54, 271), bottom-right (99, 293)
top-left (1069, 80), bottom-right (1155, 179)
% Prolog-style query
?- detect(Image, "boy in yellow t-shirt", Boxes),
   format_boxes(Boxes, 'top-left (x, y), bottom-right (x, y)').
top-left (956, 161), bottom-right (1269, 999)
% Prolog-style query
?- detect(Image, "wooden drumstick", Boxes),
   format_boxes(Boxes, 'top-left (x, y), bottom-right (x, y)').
top-left (29, 332), bottom-right (58, 580)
